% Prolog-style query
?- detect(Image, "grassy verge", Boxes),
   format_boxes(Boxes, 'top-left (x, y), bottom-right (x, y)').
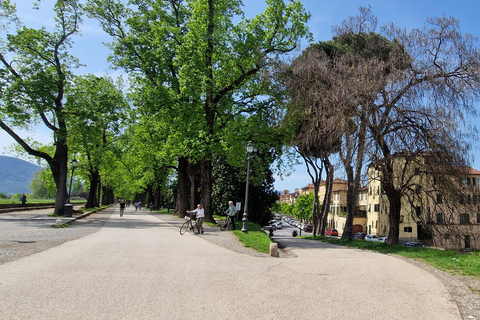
top-left (211, 214), bottom-right (272, 254)
top-left (157, 211), bottom-right (272, 254)
top-left (302, 235), bottom-right (480, 278)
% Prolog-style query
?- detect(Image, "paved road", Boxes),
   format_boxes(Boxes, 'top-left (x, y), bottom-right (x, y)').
top-left (0, 206), bottom-right (462, 319)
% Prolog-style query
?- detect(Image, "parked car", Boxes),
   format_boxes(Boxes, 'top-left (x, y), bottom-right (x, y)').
top-left (365, 235), bottom-right (379, 242)
top-left (331, 229), bottom-right (339, 236)
top-left (303, 225), bottom-right (313, 233)
top-left (378, 237), bottom-right (388, 243)
top-left (403, 242), bottom-right (425, 247)
top-left (325, 229), bottom-right (333, 236)
top-left (353, 232), bottom-right (366, 240)
top-left (268, 220), bottom-right (282, 229)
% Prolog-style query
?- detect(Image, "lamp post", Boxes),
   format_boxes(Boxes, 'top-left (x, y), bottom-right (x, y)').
top-left (67, 159), bottom-right (78, 204)
top-left (241, 142), bottom-right (254, 233)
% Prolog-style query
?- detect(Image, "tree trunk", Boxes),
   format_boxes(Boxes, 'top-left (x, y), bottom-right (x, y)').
top-left (312, 181), bottom-right (321, 237)
top-left (320, 163), bottom-right (334, 235)
top-left (187, 161), bottom-right (196, 211)
top-left (50, 141), bottom-right (69, 216)
top-left (175, 157), bottom-right (189, 217)
top-left (200, 159), bottom-right (213, 222)
top-left (86, 169), bottom-right (100, 208)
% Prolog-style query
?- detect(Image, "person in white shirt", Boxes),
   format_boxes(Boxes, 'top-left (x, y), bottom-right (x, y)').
top-left (188, 204), bottom-right (205, 234)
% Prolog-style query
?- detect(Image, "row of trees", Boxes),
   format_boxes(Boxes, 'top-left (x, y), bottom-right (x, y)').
top-left (2, 2), bottom-right (480, 243)
top-left (0, 0), bottom-right (310, 224)
top-left (275, 7), bottom-right (480, 243)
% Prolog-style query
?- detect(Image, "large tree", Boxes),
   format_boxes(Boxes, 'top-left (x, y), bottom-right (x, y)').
top-left (0, 0), bottom-right (83, 215)
top-left (333, 8), bottom-right (480, 244)
top-left (66, 74), bottom-right (127, 208)
top-left (86, 0), bottom-right (311, 222)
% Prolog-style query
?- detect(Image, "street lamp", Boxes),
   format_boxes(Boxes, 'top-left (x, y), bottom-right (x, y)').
top-left (67, 159), bottom-right (78, 204)
top-left (242, 141), bottom-right (254, 233)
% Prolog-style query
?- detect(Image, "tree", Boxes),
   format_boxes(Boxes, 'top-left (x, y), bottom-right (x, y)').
top-left (28, 168), bottom-right (54, 198)
top-left (275, 45), bottom-right (342, 236)
top-left (66, 74), bottom-right (127, 208)
top-left (0, 0), bottom-right (84, 215)
top-left (86, 0), bottom-right (311, 222)
top-left (333, 8), bottom-right (480, 243)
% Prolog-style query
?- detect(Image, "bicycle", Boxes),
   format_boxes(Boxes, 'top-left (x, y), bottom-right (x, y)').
top-left (180, 212), bottom-right (199, 235)
top-left (219, 214), bottom-right (235, 231)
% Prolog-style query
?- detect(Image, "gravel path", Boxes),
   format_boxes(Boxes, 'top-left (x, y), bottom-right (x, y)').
top-left (1, 207), bottom-right (478, 319)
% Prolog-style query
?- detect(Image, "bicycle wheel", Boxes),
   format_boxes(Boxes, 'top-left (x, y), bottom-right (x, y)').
top-left (219, 219), bottom-right (227, 231)
top-left (180, 221), bottom-right (189, 235)
top-left (192, 222), bottom-right (200, 234)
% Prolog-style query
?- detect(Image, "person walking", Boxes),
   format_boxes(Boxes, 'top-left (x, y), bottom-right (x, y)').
top-left (119, 200), bottom-right (126, 217)
top-left (20, 194), bottom-right (27, 207)
top-left (187, 204), bottom-right (205, 234)
top-left (225, 201), bottom-right (236, 230)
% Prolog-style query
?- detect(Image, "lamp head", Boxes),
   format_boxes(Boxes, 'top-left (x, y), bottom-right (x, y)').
top-left (246, 141), bottom-right (254, 153)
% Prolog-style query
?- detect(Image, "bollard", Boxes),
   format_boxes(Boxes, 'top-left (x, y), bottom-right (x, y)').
top-left (55, 219), bottom-right (62, 227)
top-left (269, 243), bottom-right (279, 257)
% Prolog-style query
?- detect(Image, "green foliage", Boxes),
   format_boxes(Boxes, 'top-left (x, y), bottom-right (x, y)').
top-left (28, 169), bottom-right (52, 198)
top-left (293, 193), bottom-right (314, 222)
top-left (0, 192), bottom-right (7, 199)
top-left (212, 156), bottom-right (279, 225)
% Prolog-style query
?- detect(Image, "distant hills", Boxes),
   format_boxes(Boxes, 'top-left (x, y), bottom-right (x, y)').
top-left (0, 156), bottom-right (41, 195)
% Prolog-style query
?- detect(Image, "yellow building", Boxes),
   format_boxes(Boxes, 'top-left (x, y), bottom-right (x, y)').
top-left (330, 186), bottom-right (368, 235)
top-left (368, 155), bottom-right (480, 249)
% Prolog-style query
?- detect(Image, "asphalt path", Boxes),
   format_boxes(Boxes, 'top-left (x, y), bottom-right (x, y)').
top-left (0, 206), bottom-right (462, 319)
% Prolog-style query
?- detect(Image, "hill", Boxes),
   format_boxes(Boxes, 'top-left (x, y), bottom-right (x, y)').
top-left (0, 156), bottom-right (41, 195)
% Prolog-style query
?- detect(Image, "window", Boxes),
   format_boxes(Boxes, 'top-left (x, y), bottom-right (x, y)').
top-left (404, 226), bottom-right (413, 233)
top-left (477, 213), bottom-right (480, 224)
top-left (460, 214), bottom-right (470, 225)
top-left (445, 233), bottom-right (450, 240)
top-left (415, 206), bottom-right (421, 217)
top-left (437, 213), bottom-right (444, 224)
top-left (415, 186), bottom-right (421, 194)
top-left (374, 204), bottom-right (379, 212)
top-left (414, 167), bottom-right (420, 175)
top-left (437, 195), bottom-right (443, 204)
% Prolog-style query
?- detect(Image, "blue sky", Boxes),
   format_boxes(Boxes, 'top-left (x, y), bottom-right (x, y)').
top-left (2, 0), bottom-right (480, 191)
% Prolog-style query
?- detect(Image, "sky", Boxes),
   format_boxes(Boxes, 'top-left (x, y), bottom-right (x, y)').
top-left (1, 0), bottom-right (480, 192)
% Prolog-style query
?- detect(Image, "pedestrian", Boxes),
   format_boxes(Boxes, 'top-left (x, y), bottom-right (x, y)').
top-left (187, 204), bottom-right (204, 234)
top-left (225, 201), bottom-right (236, 230)
top-left (119, 200), bottom-right (126, 217)
top-left (149, 202), bottom-right (153, 212)
top-left (20, 194), bottom-right (27, 207)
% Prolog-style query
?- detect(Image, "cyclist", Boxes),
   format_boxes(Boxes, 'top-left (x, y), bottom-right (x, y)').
top-left (225, 201), bottom-right (236, 230)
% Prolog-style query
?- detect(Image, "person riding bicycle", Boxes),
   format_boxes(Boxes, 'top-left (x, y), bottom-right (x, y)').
top-left (225, 201), bottom-right (236, 230)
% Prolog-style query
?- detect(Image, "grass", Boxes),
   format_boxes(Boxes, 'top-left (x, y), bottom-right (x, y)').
top-left (301, 235), bottom-right (480, 278)
top-left (0, 198), bottom-right (85, 204)
top-left (211, 214), bottom-right (272, 254)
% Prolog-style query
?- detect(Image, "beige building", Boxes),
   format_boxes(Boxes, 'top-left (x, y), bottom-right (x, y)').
top-left (330, 186), bottom-right (368, 235)
top-left (368, 155), bottom-right (480, 249)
